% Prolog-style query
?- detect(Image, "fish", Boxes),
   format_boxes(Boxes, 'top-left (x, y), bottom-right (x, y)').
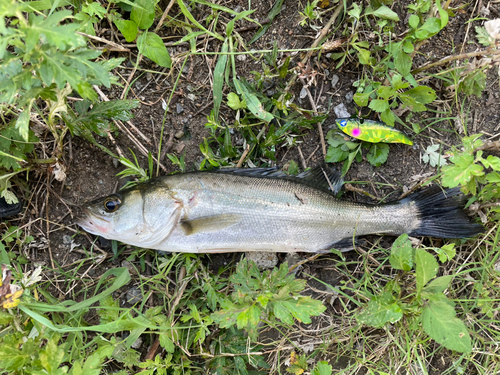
top-left (336, 118), bottom-right (413, 145)
top-left (77, 166), bottom-right (482, 253)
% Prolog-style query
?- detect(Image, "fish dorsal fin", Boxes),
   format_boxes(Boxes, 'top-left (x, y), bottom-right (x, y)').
top-left (213, 165), bottom-right (343, 194)
top-left (180, 214), bottom-right (242, 235)
top-left (291, 165), bottom-right (344, 194)
top-left (214, 167), bottom-right (287, 178)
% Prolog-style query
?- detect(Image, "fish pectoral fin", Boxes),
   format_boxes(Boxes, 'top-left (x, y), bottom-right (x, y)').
top-left (180, 214), bottom-right (242, 235)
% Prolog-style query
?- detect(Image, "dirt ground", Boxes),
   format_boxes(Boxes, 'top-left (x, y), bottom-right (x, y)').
top-left (6, 0), bottom-right (500, 372)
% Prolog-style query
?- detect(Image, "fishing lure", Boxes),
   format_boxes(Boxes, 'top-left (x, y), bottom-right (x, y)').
top-left (335, 118), bottom-right (413, 146)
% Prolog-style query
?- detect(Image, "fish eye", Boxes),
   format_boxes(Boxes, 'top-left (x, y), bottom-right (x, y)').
top-left (339, 119), bottom-right (347, 127)
top-left (103, 195), bottom-right (121, 213)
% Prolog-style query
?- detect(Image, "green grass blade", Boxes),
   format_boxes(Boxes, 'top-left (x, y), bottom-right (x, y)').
top-left (213, 39), bottom-right (229, 121)
top-left (249, 0), bottom-right (284, 44)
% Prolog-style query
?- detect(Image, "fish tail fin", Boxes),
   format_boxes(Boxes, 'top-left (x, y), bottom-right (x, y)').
top-left (405, 186), bottom-right (483, 238)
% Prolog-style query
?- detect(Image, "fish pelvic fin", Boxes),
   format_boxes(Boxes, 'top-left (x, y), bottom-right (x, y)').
top-left (180, 214), bottom-right (242, 235)
top-left (405, 186), bottom-right (483, 238)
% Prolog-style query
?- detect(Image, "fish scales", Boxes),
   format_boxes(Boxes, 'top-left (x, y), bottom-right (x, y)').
top-left (77, 166), bottom-right (483, 253)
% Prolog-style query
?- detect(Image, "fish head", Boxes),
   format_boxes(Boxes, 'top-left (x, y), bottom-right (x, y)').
top-left (77, 184), bottom-right (182, 248)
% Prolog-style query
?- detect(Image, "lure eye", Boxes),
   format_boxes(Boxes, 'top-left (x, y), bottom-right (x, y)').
top-left (339, 119), bottom-right (347, 127)
top-left (103, 195), bottom-right (121, 213)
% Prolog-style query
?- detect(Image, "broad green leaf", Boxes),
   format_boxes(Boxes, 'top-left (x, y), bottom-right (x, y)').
top-left (227, 92), bottom-right (245, 110)
top-left (325, 145), bottom-right (349, 163)
top-left (409, 14), bottom-right (419, 29)
top-left (432, 243), bottom-right (456, 263)
top-left (236, 304), bottom-right (261, 329)
top-left (367, 143), bottom-right (389, 167)
top-left (442, 153), bottom-right (484, 189)
top-left (159, 333), bottom-right (175, 353)
top-left (380, 108), bottom-right (395, 126)
top-left (0, 345), bottom-right (29, 372)
top-left (403, 40), bottom-right (414, 53)
top-left (213, 40), bottom-right (228, 120)
top-left (422, 298), bottom-right (472, 353)
top-left (405, 86), bottom-right (436, 104)
top-left (39, 336), bottom-right (65, 373)
top-left (233, 79), bottom-right (274, 122)
top-left (377, 86), bottom-right (395, 100)
top-left (114, 19), bottom-right (138, 42)
top-left (312, 361), bottom-right (333, 375)
top-left (394, 49), bottom-right (412, 77)
top-left (436, 0), bottom-right (449, 29)
top-left (422, 275), bottom-right (452, 294)
top-left (24, 10), bottom-right (83, 52)
top-left (15, 106), bottom-right (31, 141)
top-left (137, 32), bottom-right (171, 68)
top-left (365, 5), bottom-right (399, 21)
top-left (481, 155), bottom-right (500, 171)
top-left (357, 291), bottom-right (403, 328)
top-left (353, 92), bottom-right (370, 107)
top-left (389, 234), bottom-right (413, 271)
top-left (368, 98), bottom-right (389, 112)
top-left (130, 0), bottom-right (154, 29)
top-left (348, 3), bottom-right (362, 19)
top-left (415, 249), bottom-right (438, 295)
top-left (274, 297), bottom-right (325, 324)
top-left (357, 48), bottom-right (371, 65)
top-left (80, 353), bottom-right (104, 375)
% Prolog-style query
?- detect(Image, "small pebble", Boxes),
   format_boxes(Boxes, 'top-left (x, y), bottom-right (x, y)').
top-left (331, 74), bottom-right (339, 89)
top-left (126, 286), bottom-right (143, 305)
top-left (345, 91), bottom-right (354, 103)
top-left (333, 103), bottom-right (350, 118)
top-left (245, 252), bottom-right (278, 270)
top-left (121, 260), bottom-right (138, 276)
top-left (236, 54), bottom-right (247, 62)
top-left (262, 79), bottom-right (274, 90)
top-left (300, 86), bottom-right (308, 99)
top-left (187, 93), bottom-right (196, 101)
top-left (62, 235), bottom-right (72, 246)
top-left (174, 130), bottom-right (185, 139)
top-left (131, 337), bottom-right (143, 349)
top-left (176, 103), bottom-right (184, 114)
top-left (494, 261), bottom-right (500, 273)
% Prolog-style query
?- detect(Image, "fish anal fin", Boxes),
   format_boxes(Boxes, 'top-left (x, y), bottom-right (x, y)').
top-left (180, 214), bottom-right (242, 235)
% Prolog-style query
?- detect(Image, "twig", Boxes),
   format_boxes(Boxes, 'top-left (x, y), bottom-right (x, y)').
top-left (160, 131), bottom-right (175, 162)
top-left (297, 145), bottom-right (307, 170)
top-left (144, 337), bottom-right (161, 361)
top-left (76, 31), bottom-right (130, 52)
top-left (93, 85), bottom-right (167, 172)
top-left (306, 145), bottom-right (320, 164)
top-left (299, 79), bottom-right (326, 157)
top-left (154, 0), bottom-right (177, 33)
top-left (277, 3), bottom-right (343, 103)
top-left (236, 144), bottom-right (250, 168)
top-left (411, 48), bottom-right (500, 74)
top-left (93, 85), bottom-right (152, 144)
top-left (473, 139), bottom-right (500, 153)
top-left (302, 3), bottom-right (344, 63)
top-left (345, 183), bottom-right (379, 201)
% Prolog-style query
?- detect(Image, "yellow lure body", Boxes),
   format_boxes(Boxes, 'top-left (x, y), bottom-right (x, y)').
top-left (335, 118), bottom-right (413, 146)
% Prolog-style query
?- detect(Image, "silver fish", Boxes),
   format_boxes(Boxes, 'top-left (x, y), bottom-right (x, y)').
top-left (77, 166), bottom-right (482, 253)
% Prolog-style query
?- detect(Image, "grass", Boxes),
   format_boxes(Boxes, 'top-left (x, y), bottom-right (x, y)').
top-left (1, 0), bottom-right (500, 374)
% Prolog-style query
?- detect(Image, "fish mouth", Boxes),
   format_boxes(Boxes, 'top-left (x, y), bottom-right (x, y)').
top-left (76, 208), bottom-right (111, 236)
